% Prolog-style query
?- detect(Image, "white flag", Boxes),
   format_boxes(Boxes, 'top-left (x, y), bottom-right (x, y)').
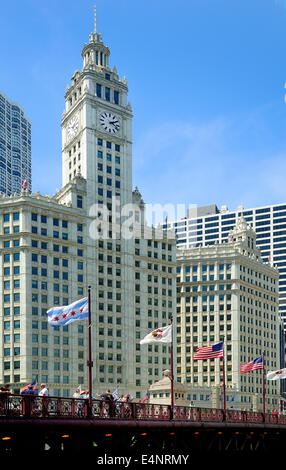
top-left (140, 325), bottom-right (172, 345)
top-left (267, 368), bottom-right (286, 381)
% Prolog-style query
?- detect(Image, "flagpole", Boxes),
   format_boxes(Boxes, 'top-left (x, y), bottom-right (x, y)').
top-left (87, 285), bottom-right (93, 411)
top-left (262, 351), bottom-right (265, 416)
top-left (222, 336), bottom-right (226, 415)
top-left (170, 315), bottom-right (174, 419)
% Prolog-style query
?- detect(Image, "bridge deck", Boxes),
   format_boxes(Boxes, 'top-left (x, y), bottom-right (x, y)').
top-left (0, 395), bottom-right (285, 461)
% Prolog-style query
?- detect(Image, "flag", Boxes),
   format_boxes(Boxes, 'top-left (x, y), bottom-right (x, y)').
top-left (267, 368), bottom-right (286, 381)
top-left (47, 297), bottom-right (88, 326)
top-left (240, 356), bottom-right (263, 373)
top-left (112, 388), bottom-right (119, 401)
top-left (140, 324), bottom-right (172, 344)
top-left (193, 341), bottom-right (223, 360)
top-left (22, 180), bottom-right (28, 189)
top-left (20, 378), bottom-right (37, 394)
top-left (142, 392), bottom-right (149, 403)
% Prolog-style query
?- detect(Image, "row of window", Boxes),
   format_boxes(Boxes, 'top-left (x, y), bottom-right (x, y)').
top-left (31, 214), bottom-right (69, 226)
top-left (177, 264), bottom-right (231, 273)
top-left (97, 150), bottom-right (120, 164)
top-left (96, 84), bottom-right (120, 105)
top-left (97, 138), bottom-right (120, 152)
top-left (97, 175), bottom-right (120, 186)
top-left (98, 163), bottom-right (120, 175)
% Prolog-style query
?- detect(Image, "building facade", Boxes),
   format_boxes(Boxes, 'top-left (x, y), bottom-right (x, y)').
top-left (176, 218), bottom-right (280, 411)
top-left (0, 91), bottom-right (31, 195)
top-left (165, 203), bottom-right (286, 356)
top-left (0, 8), bottom-right (176, 399)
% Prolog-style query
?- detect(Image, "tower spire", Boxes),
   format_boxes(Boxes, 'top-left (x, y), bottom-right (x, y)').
top-left (94, 5), bottom-right (97, 34)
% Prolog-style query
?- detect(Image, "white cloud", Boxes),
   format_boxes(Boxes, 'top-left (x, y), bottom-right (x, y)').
top-left (133, 111), bottom-right (286, 212)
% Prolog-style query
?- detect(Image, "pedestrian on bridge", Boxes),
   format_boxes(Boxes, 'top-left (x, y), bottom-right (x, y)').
top-left (22, 385), bottom-right (37, 396)
top-left (0, 385), bottom-right (10, 395)
top-left (38, 383), bottom-right (49, 397)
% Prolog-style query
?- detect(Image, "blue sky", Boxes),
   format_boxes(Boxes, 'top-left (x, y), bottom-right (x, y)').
top-left (1, 0), bottom-right (286, 215)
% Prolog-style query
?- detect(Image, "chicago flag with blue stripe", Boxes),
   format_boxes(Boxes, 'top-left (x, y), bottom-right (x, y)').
top-left (47, 297), bottom-right (88, 326)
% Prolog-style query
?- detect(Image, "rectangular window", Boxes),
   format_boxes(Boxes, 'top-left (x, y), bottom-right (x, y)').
top-left (105, 87), bottom-right (110, 101)
top-left (96, 84), bottom-right (102, 98)
top-left (114, 91), bottom-right (119, 104)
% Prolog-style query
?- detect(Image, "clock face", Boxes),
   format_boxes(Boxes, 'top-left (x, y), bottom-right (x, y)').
top-left (99, 112), bottom-right (120, 134)
top-left (67, 114), bottom-right (79, 141)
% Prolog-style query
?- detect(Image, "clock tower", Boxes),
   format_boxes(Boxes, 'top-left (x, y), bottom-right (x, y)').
top-left (61, 6), bottom-right (133, 210)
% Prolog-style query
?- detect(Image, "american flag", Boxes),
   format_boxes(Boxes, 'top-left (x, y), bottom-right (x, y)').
top-left (20, 378), bottom-right (37, 394)
top-left (142, 391), bottom-right (149, 403)
top-left (240, 356), bottom-right (263, 373)
top-left (193, 342), bottom-right (224, 360)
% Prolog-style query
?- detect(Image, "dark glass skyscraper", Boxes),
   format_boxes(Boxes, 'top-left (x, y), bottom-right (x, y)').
top-left (0, 91), bottom-right (31, 195)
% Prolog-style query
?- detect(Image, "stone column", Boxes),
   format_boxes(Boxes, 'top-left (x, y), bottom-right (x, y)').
top-left (252, 393), bottom-right (259, 412)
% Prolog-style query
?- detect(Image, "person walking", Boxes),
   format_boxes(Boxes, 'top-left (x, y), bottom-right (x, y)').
top-left (73, 387), bottom-right (81, 398)
top-left (38, 383), bottom-right (49, 417)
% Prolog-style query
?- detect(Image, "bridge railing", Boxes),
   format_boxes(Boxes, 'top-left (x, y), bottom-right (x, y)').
top-left (0, 394), bottom-right (284, 425)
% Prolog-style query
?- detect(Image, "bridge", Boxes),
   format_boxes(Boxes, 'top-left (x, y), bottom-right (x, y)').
top-left (0, 394), bottom-right (285, 463)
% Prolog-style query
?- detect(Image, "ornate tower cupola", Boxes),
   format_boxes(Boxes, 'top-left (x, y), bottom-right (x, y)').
top-left (82, 6), bottom-right (110, 69)
top-left (62, 4), bottom-right (132, 208)
top-left (228, 216), bottom-right (261, 260)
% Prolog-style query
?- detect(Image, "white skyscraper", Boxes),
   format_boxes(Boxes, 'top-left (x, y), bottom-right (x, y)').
top-left (176, 217), bottom-right (280, 411)
top-left (0, 7), bottom-right (176, 399)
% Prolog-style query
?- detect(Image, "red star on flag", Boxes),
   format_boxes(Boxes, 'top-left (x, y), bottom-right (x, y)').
top-left (71, 311), bottom-right (76, 316)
